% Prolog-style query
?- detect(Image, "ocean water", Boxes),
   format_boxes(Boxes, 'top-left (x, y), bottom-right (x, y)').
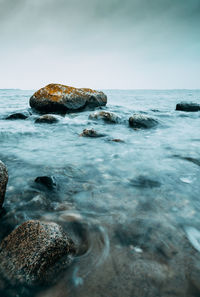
top-left (0, 89), bottom-right (200, 297)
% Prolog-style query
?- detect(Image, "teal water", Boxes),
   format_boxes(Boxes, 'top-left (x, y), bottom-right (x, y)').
top-left (0, 89), bottom-right (200, 297)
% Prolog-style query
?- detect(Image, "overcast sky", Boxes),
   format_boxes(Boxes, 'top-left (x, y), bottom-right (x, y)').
top-left (0, 0), bottom-right (200, 89)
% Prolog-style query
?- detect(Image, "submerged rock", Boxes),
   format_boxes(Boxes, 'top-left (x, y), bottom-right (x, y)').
top-left (35, 114), bottom-right (59, 124)
top-left (89, 111), bottom-right (120, 123)
top-left (5, 113), bottom-right (28, 120)
top-left (111, 139), bottom-right (124, 143)
top-left (129, 114), bottom-right (158, 129)
top-left (0, 220), bottom-right (76, 285)
top-left (80, 129), bottom-right (105, 138)
top-left (35, 176), bottom-right (56, 189)
top-left (129, 175), bottom-right (161, 188)
top-left (0, 161), bottom-right (8, 208)
top-left (176, 102), bottom-right (200, 112)
top-left (30, 84), bottom-right (107, 114)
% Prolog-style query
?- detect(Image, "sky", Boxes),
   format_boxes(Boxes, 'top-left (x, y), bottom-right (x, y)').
top-left (0, 0), bottom-right (200, 89)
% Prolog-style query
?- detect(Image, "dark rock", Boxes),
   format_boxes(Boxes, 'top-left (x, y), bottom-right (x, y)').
top-left (34, 176), bottom-right (56, 189)
top-left (0, 220), bottom-right (76, 285)
top-left (35, 114), bottom-right (59, 124)
top-left (129, 114), bottom-right (158, 129)
top-left (173, 155), bottom-right (200, 167)
top-left (111, 139), bottom-right (124, 143)
top-left (0, 161), bottom-right (8, 208)
top-left (89, 111), bottom-right (120, 123)
top-left (80, 129), bottom-right (105, 138)
top-left (129, 175), bottom-right (161, 188)
top-left (5, 113), bottom-right (28, 120)
top-left (176, 102), bottom-right (200, 112)
top-left (30, 84), bottom-right (107, 114)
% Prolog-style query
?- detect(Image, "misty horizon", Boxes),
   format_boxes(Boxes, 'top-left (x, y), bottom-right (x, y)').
top-left (1, 0), bottom-right (200, 89)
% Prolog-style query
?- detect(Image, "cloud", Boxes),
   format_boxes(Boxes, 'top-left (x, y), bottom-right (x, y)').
top-left (0, 0), bottom-right (200, 88)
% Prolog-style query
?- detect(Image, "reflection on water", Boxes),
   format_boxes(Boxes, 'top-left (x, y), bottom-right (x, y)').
top-left (0, 89), bottom-right (200, 297)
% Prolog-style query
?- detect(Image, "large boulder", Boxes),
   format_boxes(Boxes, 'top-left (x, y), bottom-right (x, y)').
top-left (30, 84), bottom-right (107, 114)
top-left (0, 161), bottom-right (8, 208)
top-left (0, 220), bottom-right (76, 285)
top-left (176, 102), bottom-right (200, 112)
top-left (129, 114), bottom-right (158, 129)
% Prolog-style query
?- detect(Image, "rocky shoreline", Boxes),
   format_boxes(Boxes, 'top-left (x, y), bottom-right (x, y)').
top-left (0, 85), bottom-right (200, 297)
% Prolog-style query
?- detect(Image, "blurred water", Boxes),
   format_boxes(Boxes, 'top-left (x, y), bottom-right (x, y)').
top-left (0, 89), bottom-right (200, 297)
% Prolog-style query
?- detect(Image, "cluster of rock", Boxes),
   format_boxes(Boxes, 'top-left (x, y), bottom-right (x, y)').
top-left (1, 84), bottom-right (200, 292)
top-left (4, 84), bottom-right (199, 142)
top-left (0, 161), bottom-right (76, 287)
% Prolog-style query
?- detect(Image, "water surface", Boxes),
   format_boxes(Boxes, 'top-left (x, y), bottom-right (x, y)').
top-left (0, 89), bottom-right (200, 297)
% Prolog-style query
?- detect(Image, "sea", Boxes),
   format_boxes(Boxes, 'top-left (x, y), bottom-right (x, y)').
top-left (0, 89), bottom-right (200, 297)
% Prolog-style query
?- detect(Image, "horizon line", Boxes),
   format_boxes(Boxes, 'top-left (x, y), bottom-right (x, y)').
top-left (0, 88), bottom-right (200, 91)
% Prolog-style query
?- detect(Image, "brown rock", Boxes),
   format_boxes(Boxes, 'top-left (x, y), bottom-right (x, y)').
top-left (111, 139), bottom-right (124, 142)
top-left (80, 129), bottom-right (105, 138)
top-left (89, 111), bottom-right (120, 123)
top-left (0, 161), bottom-right (8, 208)
top-left (30, 84), bottom-right (107, 114)
top-left (35, 114), bottom-right (59, 124)
top-left (0, 220), bottom-right (76, 285)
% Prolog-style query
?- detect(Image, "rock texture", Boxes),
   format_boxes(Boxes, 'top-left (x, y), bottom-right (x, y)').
top-left (0, 220), bottom-right (76, 285)
top-left (80, 129), bottom-right (105, 138)
top-left (176, 102), bottom-right (200, 112)
top-left (89, 111), bottom-right (120, 123)
top-left (0, 161), bottom-right (8, 208)
top-left (5, 113), bottom-right (28, 120)
top-left (30, 84), bottom-right (107, 113)
top-left (129, 114), bottom-right (158, 129)
top-left (35, 176), bottom-right (56, 189)
top-left (35, 114), bottom-right (59, 124)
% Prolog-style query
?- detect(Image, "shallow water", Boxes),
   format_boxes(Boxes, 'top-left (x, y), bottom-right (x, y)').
top-left (0, 89), bottom-right (200, 297)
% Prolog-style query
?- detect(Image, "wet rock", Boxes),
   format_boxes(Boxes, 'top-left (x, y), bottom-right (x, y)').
top-left (30, 84), bottom-right (107, 114)
top-left (80, 129), bottom-right (105, 138)
top-left (129, 114), bottom-right (158, 129)
top-left (111, 139), bottom-right (124, 143)
top-left (35, 114), bottom-right (59, 124)
top-left (5, 113), bottom-right (28, 120)
top-left (129, 175), bottom-right (161, 188)
top-left (35, 176), bottom-right (56, 189)
top-left (176, 102), bottom-right (200, 112)
top-left (0, 220), bottom-right (76, 285)
top-left (89, 111), bottom-right (120, 123)
top-left (0, 161), bottom-right (8, 208)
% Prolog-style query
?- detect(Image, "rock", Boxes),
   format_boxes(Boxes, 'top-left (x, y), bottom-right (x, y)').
top-left (129, 114), bottom-right (158, 129)
top-left (5, 113), bottom-right (28, 120)
top-left (0, 161), bottom-right (8, 208)
top-left (80, 129), bottom-right (105, 138)
top-left (35, 114), bottom-right (59, 124)
top-left (129, 175), bottom-right (161, 188)
top-left (30, 84), bottom-right (107, 114)
top-left (89, 111), bottom-right (120, 123)
top-left (35, 176), bottom-right (56, 189)
top-left (0, 220), bottom-right (76, 285)
top-left (176, 102), bottom-right (200, 112)
top-left (111, 139), bottom-right (124, 143)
